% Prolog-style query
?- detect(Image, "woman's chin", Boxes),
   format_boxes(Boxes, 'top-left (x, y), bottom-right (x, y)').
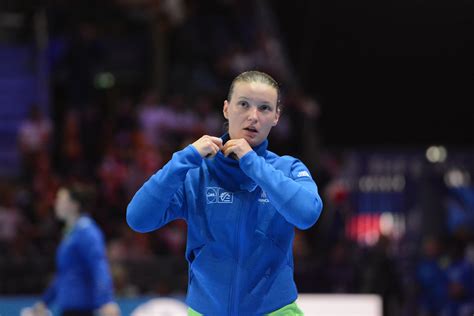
top-left (246, 137), bottom-right (263, 147)
top-left (230, 132), bottom-right (263, 147)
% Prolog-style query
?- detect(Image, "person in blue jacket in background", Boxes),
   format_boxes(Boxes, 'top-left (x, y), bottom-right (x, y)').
top-left (127, 70), bottom-right (323, 315)
top-left (32, 183), bottom-right (120, 316)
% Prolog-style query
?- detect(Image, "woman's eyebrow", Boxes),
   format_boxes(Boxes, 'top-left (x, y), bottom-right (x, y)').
top-left (237, 96), bottom-right (271, 105)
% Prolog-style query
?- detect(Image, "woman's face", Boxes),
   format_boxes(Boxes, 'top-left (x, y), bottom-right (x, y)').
top-left (54, 188), bottom-right (78, 221)
top-left (223, 81), bottom-right (280, 147)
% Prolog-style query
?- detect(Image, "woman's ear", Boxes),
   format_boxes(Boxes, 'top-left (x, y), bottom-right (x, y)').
top-left (223, 100), bottom-right (229, 119)
top-left (272, 107), bottom-right (281, 126)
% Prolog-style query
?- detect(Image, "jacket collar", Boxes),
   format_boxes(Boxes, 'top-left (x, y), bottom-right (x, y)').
top-left (220, 133), bottom-right (269, 157)
top-left (207, 133), bottom-right (268, 192)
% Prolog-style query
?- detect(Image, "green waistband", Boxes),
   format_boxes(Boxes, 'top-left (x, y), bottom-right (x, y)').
top-left (188, 301), bottom-right (303, 315)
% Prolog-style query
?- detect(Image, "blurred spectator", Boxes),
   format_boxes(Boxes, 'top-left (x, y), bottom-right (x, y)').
top-left (151, 220), bottom-right (187, 257)
top-left (32, 183), bottom-right (121, 316)
top-left (282, 88), bottom-right (322, 171)
top-left (445, 187), bottom-right (474, 237)
top-left (32, 152), bottom-right (61, 216)
top-left (252, 29), bottom-right (294, 81)
top-left (109, 262), bottom-right (139, 298)
top-left (124, 144), bottom-right (163, 199)
top-left (293, 230), bottom-right (322, 293)
top-left (136, 90), bottom-right (172, 149)
top-left (357, 236), bottom-right (403, 316)
top-left (415, 236), bottom-right (448, 316)
top-left (0, 186), bottom-right (24, 255)
top-left (108, 223), bottom-right (153, 262)
top-left (97, 145), bottom-right (129, 215)
top-left (17, 104), bottom-right (53, 183)
top-left (193, 93), bottom-right (224, 136)
top-left (322, 240), bottom-right (357, 293)
top-left (443, 237), bottom-right (474, 316)
top-left (59, 109), bottom-right (84, 175)
top-left (80, 104), bottom-right (107, 171)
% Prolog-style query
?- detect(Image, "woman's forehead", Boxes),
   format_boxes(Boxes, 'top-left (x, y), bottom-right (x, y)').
top-left (232, 81), bottom-right (278, 104)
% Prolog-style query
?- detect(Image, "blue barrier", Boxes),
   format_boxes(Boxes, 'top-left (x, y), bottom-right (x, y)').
top-left (0, 295), bottom-right (187, 316)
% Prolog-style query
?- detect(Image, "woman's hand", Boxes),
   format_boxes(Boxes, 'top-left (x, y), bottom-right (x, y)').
top-left (222, 138), bottom-right (253, 159)
top-left (192, 135), bottom-right (223, 158)
top-left (98, 302), bottom-right (121, 316)
top-left (31, 301), bottom-right (49, 316)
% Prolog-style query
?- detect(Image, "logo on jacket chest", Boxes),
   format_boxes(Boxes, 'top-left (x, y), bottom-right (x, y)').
top-left (206, 187), bottom-right (233, 204)
top-left (258, 190), bottom-right (269, 203)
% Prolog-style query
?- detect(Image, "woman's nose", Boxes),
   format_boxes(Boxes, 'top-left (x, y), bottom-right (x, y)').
top-left (247, 107), bottom-right (258, 121)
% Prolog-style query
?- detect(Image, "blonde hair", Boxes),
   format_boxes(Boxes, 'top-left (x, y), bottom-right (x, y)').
top-left (227, 70), bottom-right (281, 110)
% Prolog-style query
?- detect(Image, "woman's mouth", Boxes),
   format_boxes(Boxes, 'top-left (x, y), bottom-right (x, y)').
top-left (243, 127), bottom-right (258, 135)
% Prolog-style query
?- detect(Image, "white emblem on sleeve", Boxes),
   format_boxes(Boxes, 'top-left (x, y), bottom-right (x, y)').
top-left (297, 171), bottom-right (310, 178)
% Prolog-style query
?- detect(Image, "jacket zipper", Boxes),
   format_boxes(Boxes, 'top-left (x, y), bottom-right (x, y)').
top-left (228, 196), bottom-right (247, 315)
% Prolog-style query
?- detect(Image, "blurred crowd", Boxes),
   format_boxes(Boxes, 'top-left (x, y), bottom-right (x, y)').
top-left (0, 1), bottom-right (473, 316)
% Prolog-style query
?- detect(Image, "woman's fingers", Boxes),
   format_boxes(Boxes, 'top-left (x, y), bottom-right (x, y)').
top-left (208, 136), bottom-right (223, 148)
top-left (206, 143), bottom-right (220, 158)
top-left (222, 144), bottom-right (233, 157)
top-left (195, 136), bottom-right (250, 159)
top-left (221, 139), bottom-right (252, 159)
top-left (193, 135), bottom-right (222, 158)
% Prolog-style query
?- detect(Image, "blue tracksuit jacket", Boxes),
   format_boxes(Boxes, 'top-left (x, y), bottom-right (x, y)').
top-left (127, 135), bottom-right (323, 315)
top-left (42, 215), bottom-right (115, 311)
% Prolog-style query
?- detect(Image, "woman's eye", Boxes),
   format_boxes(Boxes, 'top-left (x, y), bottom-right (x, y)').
top-left (259, 105), bottom-right (271, 111)
top-left (239, 101), bottom-right (249, 107)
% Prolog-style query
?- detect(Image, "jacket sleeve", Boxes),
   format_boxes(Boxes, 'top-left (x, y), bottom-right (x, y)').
top-left (41, 277), bottom-right (58, 306)
top-left (78, 226), bottom-right (114, 308)
top-left (239, 151), bottom-right (323, 230)
top-left (126, 145), bottom-right (202, 233)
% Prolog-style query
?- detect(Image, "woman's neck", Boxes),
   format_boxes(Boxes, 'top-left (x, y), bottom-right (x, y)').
top-left (65, 213), bottom-right (81, 230)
